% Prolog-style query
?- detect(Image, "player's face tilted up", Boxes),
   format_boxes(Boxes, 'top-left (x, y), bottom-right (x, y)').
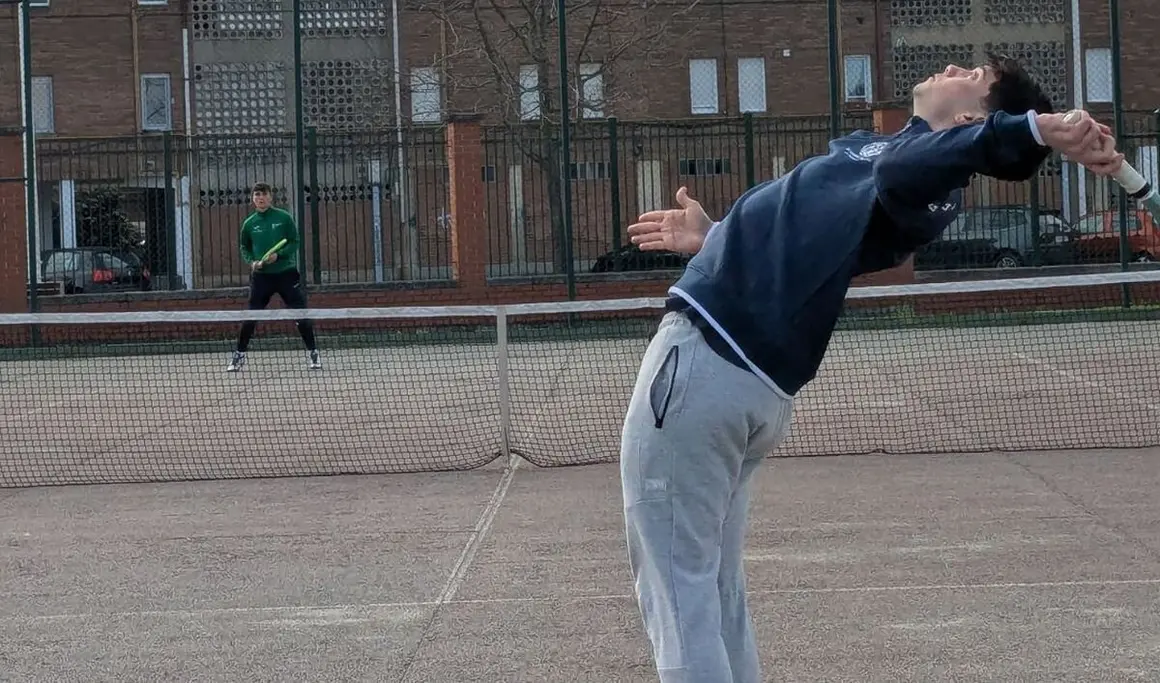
top-left (226, 183), bottom-right (321, 373)
top-left (619, 55), bottom-right (1123, 683)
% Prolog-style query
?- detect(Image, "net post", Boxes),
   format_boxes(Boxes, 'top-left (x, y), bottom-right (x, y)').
top-left (495, 305), bottom-right (512, 460)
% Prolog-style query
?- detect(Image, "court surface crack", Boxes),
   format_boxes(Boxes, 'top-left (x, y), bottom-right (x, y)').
top-left (1007, 453), bottom-right (1160, 562)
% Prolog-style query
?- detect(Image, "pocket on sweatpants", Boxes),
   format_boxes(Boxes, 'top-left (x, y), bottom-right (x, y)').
top-left (648, 345), bottom-right (681, 429)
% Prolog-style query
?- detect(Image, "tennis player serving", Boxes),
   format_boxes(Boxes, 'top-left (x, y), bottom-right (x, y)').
top-left (226, 182), bottom-right (321, 372)
top-left (619, 54), bottom-right (1122, 683)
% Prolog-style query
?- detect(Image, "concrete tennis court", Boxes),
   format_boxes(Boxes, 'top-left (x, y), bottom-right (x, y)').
top-left (4, 316), bottom-right (1160, 680)
top-left (5, 450), bottom-right (1160, 681)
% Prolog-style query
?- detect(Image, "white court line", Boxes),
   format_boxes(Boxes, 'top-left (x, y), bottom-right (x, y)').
top-left (1013, 351), bottom-right (1160, 411)
top-left (13, 577), bottom-right (1160, 623)
top-left (434, 455), bottom-right (519, 605)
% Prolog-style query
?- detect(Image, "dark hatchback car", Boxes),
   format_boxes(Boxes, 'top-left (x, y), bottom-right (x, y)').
top-left (914, 205), bottom-right (1077, 270)
top-left (589, 243), bottom-right (691, 273)
top-left (40, 247), bottom-right (152, 294)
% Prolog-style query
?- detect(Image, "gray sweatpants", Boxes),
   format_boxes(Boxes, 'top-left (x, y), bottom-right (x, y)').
top-left (621, 311), bottom-right (794, 683)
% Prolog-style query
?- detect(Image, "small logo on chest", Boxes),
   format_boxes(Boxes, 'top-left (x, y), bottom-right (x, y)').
top-left (844, 141), bottom-right (890, 162)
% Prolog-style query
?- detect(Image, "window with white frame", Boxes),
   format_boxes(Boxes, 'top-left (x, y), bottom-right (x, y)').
top-left (31, 76), bottom-right (53, 134)
top-left (679, 157), bottom-right (732, 176)
top-left (1085, 48), bottom-right (1112, 103)
top-left (410, 67), bottom-right (441, 123)
top-left (737, 57), bottom-right (766, 113)
top-left (579, 63), bottom-right (604, 118)
top-left (843, 54), bottom-right (872, 102)
top-left (141, 74), bottom-right (172, 131)
top-left (689, 59), bottom-right (719, 115)
top-left (570, 160), bottom-right (610, 180)
top-left (519, 65), bottom-right (540, 120)
top-left (27, 0), bottom-right (48, 6)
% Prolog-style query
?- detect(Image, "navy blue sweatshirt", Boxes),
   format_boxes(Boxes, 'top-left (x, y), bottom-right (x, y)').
top-left (669, 111), bottom-right (1049, 398)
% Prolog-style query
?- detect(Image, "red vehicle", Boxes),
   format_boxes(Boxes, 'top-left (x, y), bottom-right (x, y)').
top-left (1073, 210), bottom-right (1160, 263)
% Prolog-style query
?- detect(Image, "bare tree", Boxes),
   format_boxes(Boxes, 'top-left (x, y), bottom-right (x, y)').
top-left (414, 0), bottom-right (693, 273)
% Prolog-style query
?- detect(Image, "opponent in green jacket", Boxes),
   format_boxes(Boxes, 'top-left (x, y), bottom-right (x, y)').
top-left (239, 195), bottom-right (299, 274)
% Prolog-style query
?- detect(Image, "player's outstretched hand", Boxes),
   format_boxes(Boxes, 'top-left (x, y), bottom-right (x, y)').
top-left (627, 186), bottom-right (714, 255)
top-left (1036, 111), bottom-right (1124, 176)
top-left (265, 252), bottom-right (278, 265)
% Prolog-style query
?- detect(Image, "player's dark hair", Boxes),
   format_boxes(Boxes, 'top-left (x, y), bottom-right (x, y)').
top-left (251, 182), bottom-right (272, 195)
top-left (983, 52), bottom-right (1054, 116)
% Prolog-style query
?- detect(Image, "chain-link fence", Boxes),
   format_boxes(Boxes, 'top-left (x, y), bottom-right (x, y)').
top-left (7, 0), bottom-right (1155, 305)
top-left (14, 0), bottom-right (453, 297)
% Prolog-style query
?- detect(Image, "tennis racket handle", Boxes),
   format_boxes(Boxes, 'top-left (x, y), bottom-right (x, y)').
top-left (1112, 162), bottom-right (1151, 197)
top-left (1062, 109), bottom-right (1152, 197)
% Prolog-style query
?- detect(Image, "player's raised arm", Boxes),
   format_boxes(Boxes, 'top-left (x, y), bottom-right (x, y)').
top-left (875, 111), bottom-right (1045, 202)
top-left (871, 111), bottom-right (1048, 242)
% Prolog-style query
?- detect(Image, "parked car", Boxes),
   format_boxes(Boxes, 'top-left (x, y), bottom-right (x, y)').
top-left (589, 243), bottom-right (690, 273)
top-left (40, 247), bottom-right (152, 294)
top-left (1072, 209), bottom-right (1160, 263)
top-left (913, 205), bottom-right (1077, 270)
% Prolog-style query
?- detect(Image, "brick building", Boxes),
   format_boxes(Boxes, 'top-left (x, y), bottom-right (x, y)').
top-left (0, 0), bottom-right (1156, 292)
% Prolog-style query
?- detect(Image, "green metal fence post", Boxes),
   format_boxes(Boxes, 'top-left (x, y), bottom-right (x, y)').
top-left (19, 0), bottom-right (39, 345)
top-left (306, 126), bottom-right (322, 284)
top-left (608, 117), bottom-right (622, 248)
top-left (826, 0), bottom-right (841, 140)
top-left (1154, 110), bottom-right (1160, 162)
top-left (163, 132), bottom-right (178, 289)
top-left (743, 113), bottom-right (755, 190)
top-left (557, 0), bottom-right (576, 301)
top-left (1109, 0), bottom-right (1130, 306)
top-left (292, 0), bottom-right (311, 283)
top-left (1029, 173), bottom-right (1042, 267)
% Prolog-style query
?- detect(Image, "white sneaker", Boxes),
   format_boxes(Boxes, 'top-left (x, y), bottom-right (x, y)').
top-left (226, 351), bottom-right (246, 372)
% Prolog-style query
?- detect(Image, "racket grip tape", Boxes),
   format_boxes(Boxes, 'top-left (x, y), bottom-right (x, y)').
top-left (1112, 164), bottom-right (1152, 199)
top-left (1062, 109), bottom-right (1153, 198)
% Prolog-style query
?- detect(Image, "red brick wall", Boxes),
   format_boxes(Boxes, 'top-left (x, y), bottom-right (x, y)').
top-left (447, 114), bottom-right (488, 288)
top-left (0, 130), bottom-right (26, 314)
top-left (0, 1), bottom-right (186, 137)
top-left (1080, 0), bottom-right (1149, 111)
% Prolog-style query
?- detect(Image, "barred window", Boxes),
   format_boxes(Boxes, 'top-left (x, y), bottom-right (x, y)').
top-left (737, 58), bottom-right (766, 113)
top-left (689, 59), bottom-right (719, 115)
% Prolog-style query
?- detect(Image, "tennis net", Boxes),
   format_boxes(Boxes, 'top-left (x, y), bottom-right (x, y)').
top-left (3, 270), bottom-right (1160, 488)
